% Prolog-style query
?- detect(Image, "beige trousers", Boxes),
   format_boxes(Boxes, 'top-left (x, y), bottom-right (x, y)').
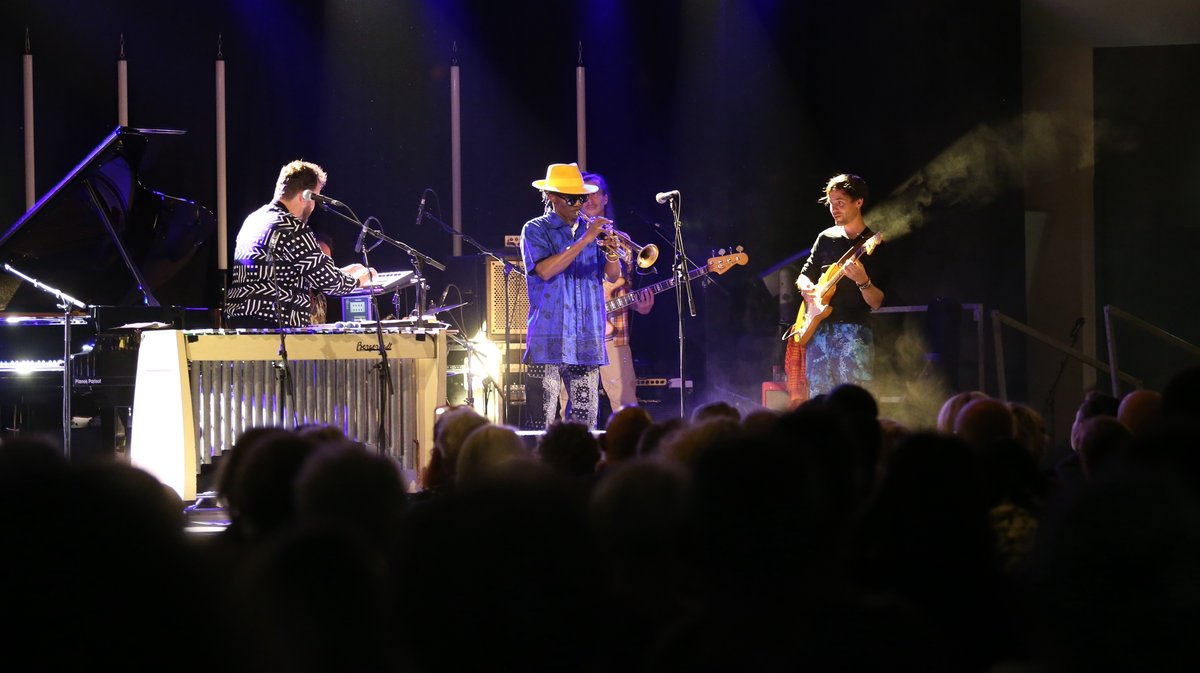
top-left (558, 339), bottom-right (638, 419)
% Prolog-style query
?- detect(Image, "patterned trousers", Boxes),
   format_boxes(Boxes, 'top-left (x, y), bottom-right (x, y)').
top-left (804, 322), bottom-right (874, 398)
top-left (523, 363), bottom-right (600, 430)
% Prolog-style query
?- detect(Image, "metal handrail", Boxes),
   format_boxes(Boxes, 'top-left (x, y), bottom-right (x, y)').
top-left (1104, 305), bottom-right (1200, 396)
top-left (991, 310), bottom-right (1141, 400)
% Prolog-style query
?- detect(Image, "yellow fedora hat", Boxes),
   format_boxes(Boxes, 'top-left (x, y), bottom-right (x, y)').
top-left (531, 163), bottom-right (599, 195)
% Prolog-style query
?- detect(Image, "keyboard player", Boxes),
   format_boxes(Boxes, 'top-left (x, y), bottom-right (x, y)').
top-left (225, 160), bottom-right (376, 329)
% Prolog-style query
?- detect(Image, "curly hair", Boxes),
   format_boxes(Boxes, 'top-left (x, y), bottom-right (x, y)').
top-left (274, 160), bottom-right (328, 201)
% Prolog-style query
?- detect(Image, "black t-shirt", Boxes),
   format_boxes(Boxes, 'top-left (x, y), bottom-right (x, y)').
top-left (799, 225), bottom-right (881, 325)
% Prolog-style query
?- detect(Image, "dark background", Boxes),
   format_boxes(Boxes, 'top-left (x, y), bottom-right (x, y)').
top-left (1, 0), bottom-right (1194, 424)
top-left (1093, 43), bottom-right (1200, 398)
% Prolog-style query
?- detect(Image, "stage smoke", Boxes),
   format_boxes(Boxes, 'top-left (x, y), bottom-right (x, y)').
top-left (866, 111), bottom-right (1101, 239)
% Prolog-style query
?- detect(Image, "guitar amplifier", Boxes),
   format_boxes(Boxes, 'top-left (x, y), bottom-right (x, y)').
top-left (635, 377), bottom-right (694, 422)
top-left (485, 258), bottom-right (528, 338)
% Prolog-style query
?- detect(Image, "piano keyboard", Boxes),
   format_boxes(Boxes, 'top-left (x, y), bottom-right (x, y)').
top-left (0, 359), bottom-right (64, 374)
top-left (351, 269), bottom-right (416, 294)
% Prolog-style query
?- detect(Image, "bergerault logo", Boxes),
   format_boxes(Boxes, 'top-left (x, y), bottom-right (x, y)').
top-left (356, 342), bottom-right (393, 352)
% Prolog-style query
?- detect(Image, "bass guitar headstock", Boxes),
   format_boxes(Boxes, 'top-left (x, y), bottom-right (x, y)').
top-left (863, 232), bottom-right (883, 256)
top-left (707, 246), bottom-right (749, 274)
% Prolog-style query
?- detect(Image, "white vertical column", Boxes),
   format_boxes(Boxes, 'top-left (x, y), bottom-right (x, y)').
top-left (451, 42), bottom-right (462, 257)
top-left (117, 34), bottom-right (128, 127)
top-left (23, 29), bottom-right (35, 210)
top-left (576, 42), bottom-right (586, 170)
top-left (216, 35), bottom-right (229, 275)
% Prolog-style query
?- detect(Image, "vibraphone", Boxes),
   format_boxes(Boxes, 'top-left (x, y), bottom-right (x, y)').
top-left (129, 325), bottom-right (447, 500)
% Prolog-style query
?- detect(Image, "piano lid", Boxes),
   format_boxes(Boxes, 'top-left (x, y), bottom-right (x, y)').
top-left (0, 126), bottom-right (216, 313)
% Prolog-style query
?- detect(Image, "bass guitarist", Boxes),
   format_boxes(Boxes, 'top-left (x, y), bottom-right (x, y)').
top-left (786, 173), bottom-right (884, 406)
top-left (584, 172), bottom-right (654, 412)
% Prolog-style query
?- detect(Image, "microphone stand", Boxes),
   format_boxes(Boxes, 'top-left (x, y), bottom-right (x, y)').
top-left (445, 331), bottom-right (476, 409)
top-left (419, 208), bottom-right (520, 424)
top-left (264, 228), bottom-right (294, 425)
top-left (444, 330), bottom-right (506, 419)
top-left (3, 263), bottom-right (90, 458)
top-left (664, 194), bottom-right (696, 419)
top-left (1043, 317), bottom-right (1084, 448)
top-left (321, 203), bottom-right (445, 456)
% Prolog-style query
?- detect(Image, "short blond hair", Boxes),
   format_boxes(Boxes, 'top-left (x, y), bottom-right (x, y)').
top-left (274, 160), bottom-right (327, 201)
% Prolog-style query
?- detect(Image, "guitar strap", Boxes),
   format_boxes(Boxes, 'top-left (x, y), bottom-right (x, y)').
top-left (785, 338), bottom-right (808, 405)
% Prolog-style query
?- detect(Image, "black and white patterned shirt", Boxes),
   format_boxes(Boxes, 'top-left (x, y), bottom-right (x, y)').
top-left (225, 202), bottom-right (358, 327)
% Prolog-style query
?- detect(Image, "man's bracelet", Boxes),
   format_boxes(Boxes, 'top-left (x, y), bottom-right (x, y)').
top-left (857, 279), bottom-right (872, 290)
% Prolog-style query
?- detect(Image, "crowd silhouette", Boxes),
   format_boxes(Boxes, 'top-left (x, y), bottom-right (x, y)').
top-left (2, 363), bottom-right (1199, 672)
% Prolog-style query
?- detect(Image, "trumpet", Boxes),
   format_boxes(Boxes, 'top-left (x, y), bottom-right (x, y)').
top-left (593, 219), bottom-right (659, 269)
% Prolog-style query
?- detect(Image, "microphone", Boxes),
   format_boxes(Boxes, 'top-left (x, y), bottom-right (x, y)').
top-left (438, 285), bottom-right (451, 307)
top-left (302, 189), bottom-right (342, 206)
top-left (414, 191), bottom-right (428, 227)
top-left (655, 190), bottom-right (680, 204)
top-left (353, 224), bottom-right (368, 254)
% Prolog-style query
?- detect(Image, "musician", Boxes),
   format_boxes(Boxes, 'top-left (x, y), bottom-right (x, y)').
top-left (582, 172), bottom-right (654, 411)
top-left (787, 173), bottom-right (885, 403)
top-left (225, 160), bottom-right (375, 329)
top-left (521, 163), bottom-right (622, 429)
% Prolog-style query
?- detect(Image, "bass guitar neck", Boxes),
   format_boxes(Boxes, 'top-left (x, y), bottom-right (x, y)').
top-left (605, 250), bottom-right (749, 314)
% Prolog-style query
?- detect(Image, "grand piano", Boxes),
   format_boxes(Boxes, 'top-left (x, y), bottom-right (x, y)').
top-left (3, 127), bottom-right (447, 498)
top-left (0, 126), bottom-right (218, 458)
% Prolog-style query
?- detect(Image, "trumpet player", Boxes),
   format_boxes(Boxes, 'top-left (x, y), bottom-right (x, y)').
top-left (582, 172), bottom-right (654, 413)
top-left (521, 163), bottom-right (621, 430)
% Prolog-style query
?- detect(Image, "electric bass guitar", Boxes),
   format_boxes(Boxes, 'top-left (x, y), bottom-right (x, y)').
top-left (605, 249), bottom-right (749, 337)
top-left (782, 232), bottom-right (882, 345)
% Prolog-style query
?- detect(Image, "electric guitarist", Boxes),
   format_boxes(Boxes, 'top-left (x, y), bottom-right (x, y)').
top-left (785, 173), bottom-right (885, 406)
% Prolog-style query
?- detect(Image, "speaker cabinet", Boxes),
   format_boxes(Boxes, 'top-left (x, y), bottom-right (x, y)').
top-left (442, 254), bottom-right (527, 340)
top-left (485, 258), bottom-right (528, 339)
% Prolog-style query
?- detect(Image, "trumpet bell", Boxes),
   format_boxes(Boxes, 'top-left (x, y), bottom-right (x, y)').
top-left (593, 220), bottom-right (658, 269)
top-left (635, 243), bottom-right (659, 268)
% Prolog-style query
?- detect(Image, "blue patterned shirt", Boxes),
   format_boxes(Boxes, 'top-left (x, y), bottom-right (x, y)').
top-left (521, 211), bottom-right (608, 366)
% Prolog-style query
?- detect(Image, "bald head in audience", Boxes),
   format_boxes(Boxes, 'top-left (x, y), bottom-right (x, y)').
top-left (1118, 390), bottom-right (1163, 439)
top-left (954, 397), bottom-right (1016, 449)
top-left (937, 390), bottom-right (989, 434)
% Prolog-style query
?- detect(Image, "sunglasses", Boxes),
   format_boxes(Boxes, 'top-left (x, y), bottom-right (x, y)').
top-left (551, 192), bottom-right (590, 206)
